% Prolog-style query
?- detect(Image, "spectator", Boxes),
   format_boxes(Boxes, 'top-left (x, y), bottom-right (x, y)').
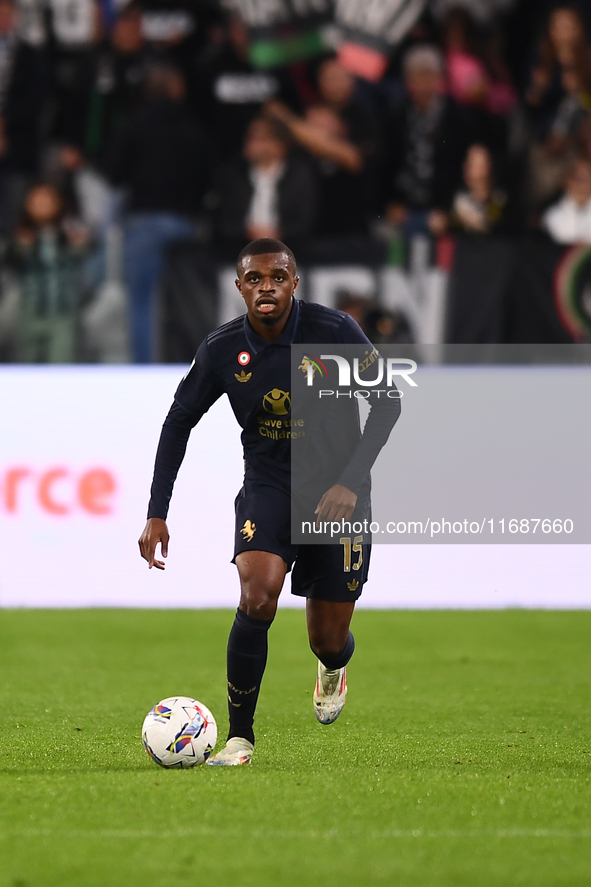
top-left (547, 66), bottom-right (591, 153)
top-left (84, 1), bottom-right (151, 167)
top-left (139, 0), bottom-right (208, 79)
top-left (0, 0), bottom-right (47, 237)
top-left (1, 0), bottom-right (589, 360)
top-left (195, 14), bottom-right (301, 163)
top-left (542, 155), bottom-right (591, 244)
top-left (303, 105), bottom-right (370, 237)
top-left (441, 7), bottom-right (516, 116)
top-left (384, 44), bottom-right (476, 235)
top-left (525, 6), bottom-right (591, 139)
top-left (528, 61), bottom-right (591, 209)
top-left (106, 63), bottom-right (209, 363)
top-left (212, 115), bottom-right (317, 256)
top-left (315, 56), bottom-right (382, 220)
top-left (450, 143), bottom-right (511, 232)
top-left (337, 293), bottom-right (414, 344)
top-left (266, 68), bottom-right (375, 239)
top-left (11, 183), bottom-right (90, 362)
top-left (316, 57), bottom-right (381, 154)
top-left (50, 1), bottom-right (152, 234)
top-left (47, 0), bottom-right (101, 157)
top-left (364, 306), bottom-right (414, 344)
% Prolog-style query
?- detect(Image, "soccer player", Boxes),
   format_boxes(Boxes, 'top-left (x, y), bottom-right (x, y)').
top-left (138, 239), bottom-right (400, 765)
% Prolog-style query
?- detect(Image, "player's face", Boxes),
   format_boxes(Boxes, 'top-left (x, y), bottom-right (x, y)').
top-left (236, 253), bottom-right (299, 333)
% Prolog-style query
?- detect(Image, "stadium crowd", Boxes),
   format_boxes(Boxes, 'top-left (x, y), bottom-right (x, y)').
top-left (0, 0), bottom-right (591, 361)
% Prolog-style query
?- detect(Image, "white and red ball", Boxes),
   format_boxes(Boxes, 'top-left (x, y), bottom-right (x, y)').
top-left (142, 696), bottom-right (217, 768)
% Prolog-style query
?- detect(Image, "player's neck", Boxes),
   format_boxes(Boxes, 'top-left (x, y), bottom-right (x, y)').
top-left (247, 298), bottom-right (294, 342)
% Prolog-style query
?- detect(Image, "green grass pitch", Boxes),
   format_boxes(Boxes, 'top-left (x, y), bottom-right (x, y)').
top-left (1, 609), bottom-right (591, 887)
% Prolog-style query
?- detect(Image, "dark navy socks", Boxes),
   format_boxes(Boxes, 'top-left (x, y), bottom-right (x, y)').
top-left (226, 608), bottom-right (272, 746)
top-left (315, 631), bottom-right (355, 671)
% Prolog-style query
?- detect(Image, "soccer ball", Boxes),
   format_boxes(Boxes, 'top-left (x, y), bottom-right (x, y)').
top-left (142, 696), bottom-right (217, 768)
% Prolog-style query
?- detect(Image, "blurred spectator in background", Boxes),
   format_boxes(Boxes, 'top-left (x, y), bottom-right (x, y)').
top-left (337, 292), bottom-right (414, 344)
top-left (313, 57), bottom-right (382, 230)
top-left (441, 7), bottom-right (516, 116)
top-left (84, 1), bottom-right (150, 169)
top-left (196, 14), bottom-right (301, 163)
top-left (542, 154), bottom-right (591, 243)
top-left (450, 143), bottom-right (512, 232)
top-left (47, 0), bottom-right (101, 161)
top-left (139, 0), bottom-right (207, 88)
top-left (11, 183), bottom-right (89, 362)
top-left (3, 0), bottom-right (591, 362)
top-left (547, 64), bottom-right (591, 151)
top-left (364, 305), bottom-right (414, 344)
top-left (50, 1), bottom-right (151, 234)
top-left (526, 7), bottom-right (591, 209)
top-left (384, 44), bottom-right (475, 236)
top-left (316, 57), bottom-right (381, 160)
top-left (0, 0), bottom-right (46, 238)
top-left (106, 63), bottom-right (208, 363)
top-left (212, 115), bottom-right (317, 257)
top-left (297, 104), bottom-right (369, 238)
top-left (525, 5), bottom-right (591, 138)
top-left (336, 291), bottom-right (367, 327)
top-left (265, 60), bottom-right (377, 242)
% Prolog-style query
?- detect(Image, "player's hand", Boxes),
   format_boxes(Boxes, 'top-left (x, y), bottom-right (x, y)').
top-left (138, 518), bottom-right (169, 570)
top-left (315, 484), bottom-right (358, 525)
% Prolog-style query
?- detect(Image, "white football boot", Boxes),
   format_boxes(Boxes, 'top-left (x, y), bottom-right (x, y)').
top-left (206, 737), bottom-right (254, 766)
top-left (314, 662), bottom-right (347, 725)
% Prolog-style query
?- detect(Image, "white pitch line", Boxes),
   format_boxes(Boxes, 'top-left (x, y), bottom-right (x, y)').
top-left (1, 828), bottom-right (590, 841)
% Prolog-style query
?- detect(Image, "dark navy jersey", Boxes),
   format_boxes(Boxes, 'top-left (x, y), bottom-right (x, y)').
top-left (148, 299), bottom-right (400, 519)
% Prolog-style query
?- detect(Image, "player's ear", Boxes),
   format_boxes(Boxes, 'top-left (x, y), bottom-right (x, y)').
top-left (293, 276), bottom-right (300, 294)
top-left (235, 277), bottom-right (243, 294)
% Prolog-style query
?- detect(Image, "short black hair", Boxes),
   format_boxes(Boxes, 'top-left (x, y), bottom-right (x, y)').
top-left (236, 239), bottom-right (297, 276)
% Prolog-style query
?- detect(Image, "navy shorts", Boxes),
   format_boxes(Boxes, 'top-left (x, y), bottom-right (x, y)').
top-left (233, 482), bottom-right (370, 602)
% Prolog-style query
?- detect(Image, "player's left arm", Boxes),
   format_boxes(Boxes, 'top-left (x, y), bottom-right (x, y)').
top-left (315, 484), bottom-right (358, 523)
top-left (315, 316), bottom-right (402, 522)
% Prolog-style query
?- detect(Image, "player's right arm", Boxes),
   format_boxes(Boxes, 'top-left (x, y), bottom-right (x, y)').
top-left (138, 340), bottom-right (223, 570)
